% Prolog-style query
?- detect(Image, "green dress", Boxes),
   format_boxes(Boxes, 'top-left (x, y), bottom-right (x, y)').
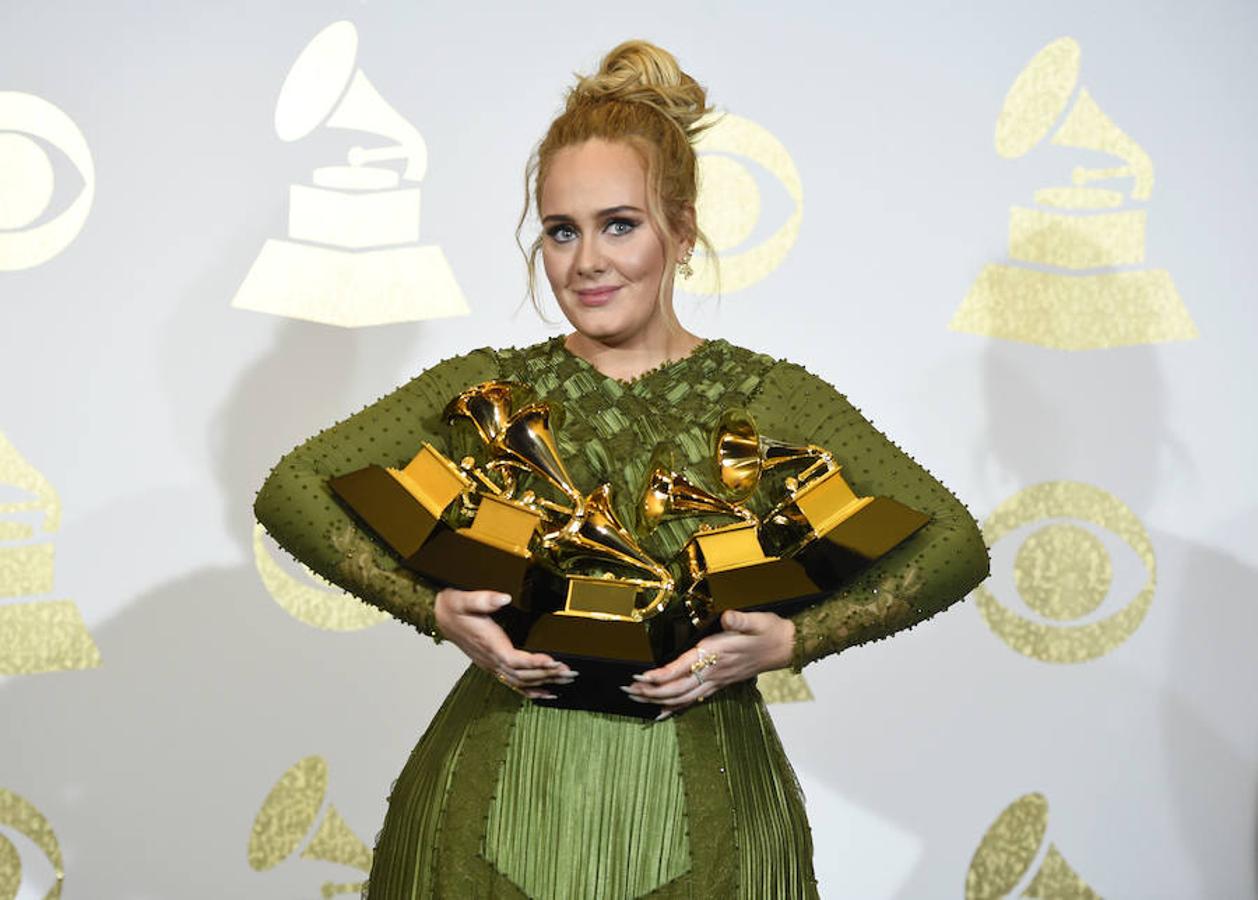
top-left (253, 335), bottom-right (990, 899)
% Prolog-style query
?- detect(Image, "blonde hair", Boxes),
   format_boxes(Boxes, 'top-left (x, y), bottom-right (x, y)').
top-left (516, 39), bottom-right (721, 322)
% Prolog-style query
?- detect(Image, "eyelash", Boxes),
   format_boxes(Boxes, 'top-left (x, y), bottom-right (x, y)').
top-left (547, 218), bottom-right (638, 243)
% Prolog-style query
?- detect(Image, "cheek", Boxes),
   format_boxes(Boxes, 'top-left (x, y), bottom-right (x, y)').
top-left (541, 244), bottom-right (566, 288)
top-left (618, 235), bottom-right (666, 282)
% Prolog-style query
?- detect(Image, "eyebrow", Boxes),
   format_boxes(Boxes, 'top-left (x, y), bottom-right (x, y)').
top-left (541, 205), bottom-right (644, 225)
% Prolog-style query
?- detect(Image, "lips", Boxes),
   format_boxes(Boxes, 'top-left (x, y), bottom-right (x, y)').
top-left (575, 286), bottom-right (620, 307)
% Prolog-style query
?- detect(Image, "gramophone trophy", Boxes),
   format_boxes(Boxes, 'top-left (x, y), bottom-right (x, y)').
top-left (639, 444), bottom-right (821, 632)
top-left (676, 408), bottom-right (930, 625)
top-left (328, 381), bottom-right (549, 603)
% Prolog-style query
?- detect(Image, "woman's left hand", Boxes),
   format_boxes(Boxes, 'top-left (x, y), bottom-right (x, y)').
top-left (623, 609), bottom-right (795, 719)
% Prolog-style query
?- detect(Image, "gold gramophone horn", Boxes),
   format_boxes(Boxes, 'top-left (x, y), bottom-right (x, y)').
top-left (443, 380), bottom-right (529, 445)
top-left (641, 443), bottom-right (757, 531)
top-left (714, 408), bottom-right (835, 497)
top-left (491, 401), bottom-right (583, 510)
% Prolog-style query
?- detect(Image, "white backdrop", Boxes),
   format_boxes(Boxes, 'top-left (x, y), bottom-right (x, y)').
top-left (2, 1), bottom-right (1256, 897)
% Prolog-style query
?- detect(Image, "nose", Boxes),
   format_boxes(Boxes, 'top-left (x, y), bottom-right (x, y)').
top-left (574, 233), bottom-right (607, 278)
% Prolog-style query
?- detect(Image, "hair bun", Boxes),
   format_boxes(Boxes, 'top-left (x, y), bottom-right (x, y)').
top-left (568, 39), bottom-right (713, 140)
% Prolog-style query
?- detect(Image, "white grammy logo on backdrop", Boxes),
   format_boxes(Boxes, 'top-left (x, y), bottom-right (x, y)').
top-left (232, 20), bottom-right (469, 327)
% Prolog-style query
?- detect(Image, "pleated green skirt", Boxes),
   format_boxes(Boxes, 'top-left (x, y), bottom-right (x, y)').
top-left (364, 666), bottom-right (818, 898)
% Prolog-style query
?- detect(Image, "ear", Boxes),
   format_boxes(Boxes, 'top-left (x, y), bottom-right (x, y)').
top-left (675, 203), bottom-right (698, 258)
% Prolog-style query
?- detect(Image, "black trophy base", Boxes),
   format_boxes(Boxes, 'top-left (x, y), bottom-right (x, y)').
top-left (689, 557), bottom-right (827, 634)
top-left (406, 526), bottom-right (535, 608)
top-left (530, 655), bottom-right (660, 719)
top-left (512, 606), bottom-right (697, 719)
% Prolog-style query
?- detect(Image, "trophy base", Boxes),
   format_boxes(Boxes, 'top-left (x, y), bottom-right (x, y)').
top-left (797, 496), bottom-right (930, 585)
top-left (328, 465), bottom-right (443, 558)
top-left (517, 607), bottom-right (696, 719)
top-left (690, 557), bottom-right (825, 632)
top-left (407, 526), bottom-right (536, 608)
top-left (531, 656), bottom-right (661, 720)
top-left (816, 496), bottom-right (930, 559)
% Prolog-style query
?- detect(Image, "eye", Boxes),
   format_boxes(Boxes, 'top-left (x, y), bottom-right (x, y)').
top-left (606, 218), bottom-right (638, 236)
top-left (546, 223), bottom-right (577, 243)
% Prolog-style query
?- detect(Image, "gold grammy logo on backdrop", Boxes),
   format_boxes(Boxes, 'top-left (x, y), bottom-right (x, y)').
top-left (248, 755), bottom-right (372, 898)
top-left (0, 432), bottom-right (101, 675)
top-left (975, 481), bottom-right (1154, 663)
top-left (0, 787), bottom-right (65, 899)
top-left (686, 112), bottom-right (803, 295)
top-left (966, 792), bottom-right (1100, 899)
top-left (252, 522), bottom-right (388, 631)
top-left (232, 19), bottom-right (469, 327)
top-left (0, 91), bottom-right (95, 271)
top-left (951, 36), bottom-right (1197, 350)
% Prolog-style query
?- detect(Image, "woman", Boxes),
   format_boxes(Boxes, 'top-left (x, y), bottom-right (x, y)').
top-left (254, 39), bottom-right (990, 899)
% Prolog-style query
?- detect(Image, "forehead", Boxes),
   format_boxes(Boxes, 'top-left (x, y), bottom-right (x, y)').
top-left (540, 139), bottom-right (647, 214)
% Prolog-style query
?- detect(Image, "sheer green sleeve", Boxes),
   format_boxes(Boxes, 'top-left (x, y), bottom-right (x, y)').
top-left (252, 347), bottom-right (500, 642)
top-left (746, 360), bottom-right (991, 673)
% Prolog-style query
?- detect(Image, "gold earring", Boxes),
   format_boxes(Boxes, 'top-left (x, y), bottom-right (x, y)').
top-left (678, 250), bottom-right (694, 280)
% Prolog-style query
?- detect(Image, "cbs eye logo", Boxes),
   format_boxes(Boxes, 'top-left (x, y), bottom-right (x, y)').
top-left (975, 480), bottom-right (1155, 663)
top-left (0, 92), bottom-right (95, 271)
top-left (687, 112), bottom-right (803, 295)
top-left (252, 522), bottom-right (388, 632)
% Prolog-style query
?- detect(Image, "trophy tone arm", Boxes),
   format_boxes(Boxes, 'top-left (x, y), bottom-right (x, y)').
top-left (252, 348), bottom-right (501, 642)
top-left (747, 361), bottom-right (992, 673)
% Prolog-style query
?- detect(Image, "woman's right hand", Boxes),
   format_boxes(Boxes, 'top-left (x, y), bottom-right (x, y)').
top-left (434, 587), bottom-right (577, 699)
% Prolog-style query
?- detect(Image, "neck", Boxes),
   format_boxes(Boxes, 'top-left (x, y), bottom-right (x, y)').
top-left (563, 321), bottom-right (706, 383)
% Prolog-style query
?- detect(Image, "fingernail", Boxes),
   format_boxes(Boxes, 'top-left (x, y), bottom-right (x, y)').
top-left (495, 594), bottom-right (512, 606)
top-left (654, 709), bottom-right (673, 721)
top-left (554, 677), bottom-right (576, 685)
top-left (540, 692), bottom-right (558, 700)
top-left (619, 685), bottom-right (637, 694)
top-left (627, 694), bottom-right (648, 703)
top-left (632, 674), bottom-right (650, 682)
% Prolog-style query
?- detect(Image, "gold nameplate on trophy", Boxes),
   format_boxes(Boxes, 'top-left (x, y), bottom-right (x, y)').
top-left (561, 575), bottom-right (640, 620)
top-left (526, 576), bottom-right (646, 657)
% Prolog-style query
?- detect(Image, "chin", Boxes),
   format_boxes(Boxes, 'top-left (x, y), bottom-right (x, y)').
top-left (561, 303), bottom-right (640, 341)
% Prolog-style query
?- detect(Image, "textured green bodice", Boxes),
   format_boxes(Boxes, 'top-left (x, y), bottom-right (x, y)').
top-left (253, 335), bottom-right (990, 898)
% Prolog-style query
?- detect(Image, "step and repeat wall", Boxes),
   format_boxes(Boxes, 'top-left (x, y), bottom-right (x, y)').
top-left (2, 2), bottom-right (1255, 897)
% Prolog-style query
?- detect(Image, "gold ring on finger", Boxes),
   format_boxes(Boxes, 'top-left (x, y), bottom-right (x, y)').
top-left (690, 650), bottom-right (719, 676)
top-left (495, 670), bottom-right (523, 695)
